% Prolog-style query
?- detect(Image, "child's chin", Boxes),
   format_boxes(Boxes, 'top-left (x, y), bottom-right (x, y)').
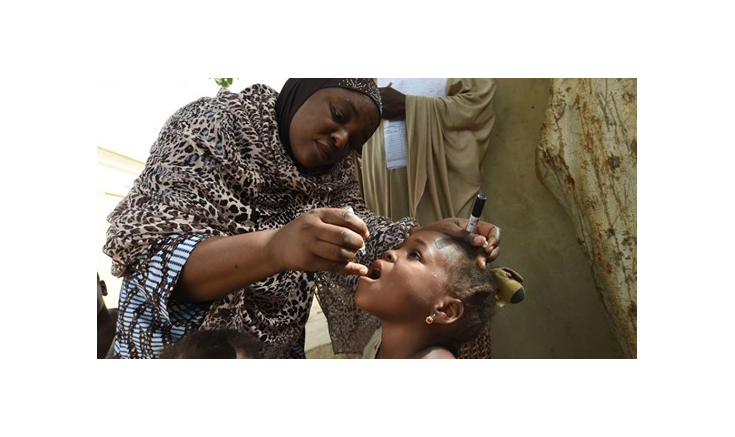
top-left (354, 287), bottom-right (369, 308)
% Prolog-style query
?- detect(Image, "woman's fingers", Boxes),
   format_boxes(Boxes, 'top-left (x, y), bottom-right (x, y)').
top-left (415, 218), bottom-right (502, 270)
top-left (338, 261), bottom-right (369, 276)
top-left (472, 224), bottom-right (500, 269)
top-left (489, 245), bottom-right (500, 262)
top-left (320, 207), bottom-right (369, 240)
top-left (309, 234), bottom-right (363, 262)
top-left (418, 218), bottom-right (501, 251)
top-left (314, 218), bottom-right (367, 254)
top-left (473, 222), bottom-right (500, 251)
top-left (273, 208), bottom-right (369, 274)
top-left (474, 244), bottom-right (501, 270)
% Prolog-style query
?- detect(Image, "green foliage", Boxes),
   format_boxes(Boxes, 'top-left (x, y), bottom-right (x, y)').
top-left (214, 78), bottom-right (234, 88)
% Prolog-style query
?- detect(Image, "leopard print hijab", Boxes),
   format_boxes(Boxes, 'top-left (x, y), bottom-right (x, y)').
top-left (276, 78), bottom-right (382, 152)
top-left (104, 83), bottom-right (371, 276)
top-left (104, 81), bottom-right (413, 357)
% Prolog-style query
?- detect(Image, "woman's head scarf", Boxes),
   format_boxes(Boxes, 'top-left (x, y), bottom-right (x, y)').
top-left (275, 78), bottom-right (382, 150)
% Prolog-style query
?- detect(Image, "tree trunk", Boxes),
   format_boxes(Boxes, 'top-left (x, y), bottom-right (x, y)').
top-left (536, 78), bottom-right (637, 358)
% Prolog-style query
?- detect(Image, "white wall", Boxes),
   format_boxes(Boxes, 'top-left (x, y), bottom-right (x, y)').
top-left (97, 149), bottom-right (144, 308)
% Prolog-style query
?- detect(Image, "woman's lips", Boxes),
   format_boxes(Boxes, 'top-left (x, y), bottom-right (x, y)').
top-left (315, 141), bottom-right (331, 162)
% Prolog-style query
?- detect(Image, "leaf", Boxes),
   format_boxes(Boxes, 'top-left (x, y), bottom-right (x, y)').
top-left (214, 78), bottom-right (233, 88)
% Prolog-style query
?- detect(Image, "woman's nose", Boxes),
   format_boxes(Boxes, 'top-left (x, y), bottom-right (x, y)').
top-left (332, 128), bottom-right (349, 149)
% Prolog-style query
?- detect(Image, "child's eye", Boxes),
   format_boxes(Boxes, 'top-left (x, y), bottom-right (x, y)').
top-left (408, 250), bottom-right (421, 260)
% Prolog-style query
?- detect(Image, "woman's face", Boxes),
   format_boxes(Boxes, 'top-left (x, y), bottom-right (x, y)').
top-left (355, 230), bottom-right (460, 323)
top-left (288, 87), bottom-right (380, 168)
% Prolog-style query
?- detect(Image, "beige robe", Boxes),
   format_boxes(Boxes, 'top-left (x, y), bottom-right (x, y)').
top-left (357, 78), bottom-right (496, 225)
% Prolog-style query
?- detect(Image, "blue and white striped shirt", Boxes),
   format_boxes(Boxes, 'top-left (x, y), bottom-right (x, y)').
top-left (113, 234), bottom-right (210, 358)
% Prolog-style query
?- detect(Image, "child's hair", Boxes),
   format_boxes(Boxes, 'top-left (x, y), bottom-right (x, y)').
top-left (160, 329), bottom-right (262, 359)
top-left (440, 238), bottom-right (500, 353)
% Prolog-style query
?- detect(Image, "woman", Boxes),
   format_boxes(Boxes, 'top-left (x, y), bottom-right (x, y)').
top-left (103, 79), bottom-right (501, 358)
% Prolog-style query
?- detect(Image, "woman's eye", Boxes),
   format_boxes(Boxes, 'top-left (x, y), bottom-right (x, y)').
top-left (331, 106), bottom-right (344, 122)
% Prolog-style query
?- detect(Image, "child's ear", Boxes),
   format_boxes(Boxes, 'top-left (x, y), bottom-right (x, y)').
top-left (434, 297), bottom-right (464, 325)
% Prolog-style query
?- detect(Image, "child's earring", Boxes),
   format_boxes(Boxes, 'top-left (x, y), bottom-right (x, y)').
top-left (425, 313), bottom-right (437, 325)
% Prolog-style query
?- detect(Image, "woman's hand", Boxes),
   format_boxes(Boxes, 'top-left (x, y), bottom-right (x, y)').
top-left (268, 208), bottom-right (369, 276)
top-left (379, 83), bottom-right (406, 121)
top-left (411, 218), bottom-right (501, 269)
top-left (175, 208), bottom-right (368, 302)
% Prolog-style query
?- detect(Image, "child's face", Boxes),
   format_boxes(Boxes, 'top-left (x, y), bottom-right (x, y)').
top-left (355, 230), bottom-right (460, 322)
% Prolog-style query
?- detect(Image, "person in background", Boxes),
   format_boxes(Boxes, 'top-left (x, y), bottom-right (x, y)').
top-left (103, 78), bottom-right (501, 359)
top-left (358, 79), bottom-right (496, 225)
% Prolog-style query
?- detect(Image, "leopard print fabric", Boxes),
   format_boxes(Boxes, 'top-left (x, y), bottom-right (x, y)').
top-left (104, 84), bottom-right (415, 358)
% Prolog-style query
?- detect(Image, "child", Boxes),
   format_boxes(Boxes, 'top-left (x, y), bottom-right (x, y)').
top-left (355, 229), bottom-right (524, 359)
top-left (159, 329), bottom-right (262, 359)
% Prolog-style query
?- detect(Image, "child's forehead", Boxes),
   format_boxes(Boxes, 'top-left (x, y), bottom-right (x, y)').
top-left (409, 230), bottom-right (456, 251)
top-left (433, 235), bottom-right (455, 250)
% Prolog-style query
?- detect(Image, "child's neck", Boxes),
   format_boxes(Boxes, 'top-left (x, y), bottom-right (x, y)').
top-left (377, 322), bottom-right (435, 359)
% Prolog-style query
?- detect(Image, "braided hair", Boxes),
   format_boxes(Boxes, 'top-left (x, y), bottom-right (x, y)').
top-left (440, 238), bottom-right (500, 352)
